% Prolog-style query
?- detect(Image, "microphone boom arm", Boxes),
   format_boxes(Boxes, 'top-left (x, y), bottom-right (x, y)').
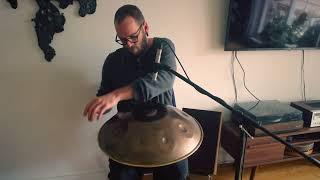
top-left (154, 63), bottom-right (320, 168)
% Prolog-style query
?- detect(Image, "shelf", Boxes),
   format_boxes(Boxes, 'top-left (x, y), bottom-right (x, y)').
top-left (288, 139), bottom-right (320, 145)
top-left (244, 152), bottom-right (320, 168)
top-left (222, 122), bottom-right (320, 168)
top-left (280, 126), bottom-right (320, 136)
top-left (283, 151), bottom-right (320, 161)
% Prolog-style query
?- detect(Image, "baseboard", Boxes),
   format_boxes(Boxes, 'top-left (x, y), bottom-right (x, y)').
top-left (0, 169), bottom-right (108, 180)
top-left (42, 170), bottom-right (107, 180)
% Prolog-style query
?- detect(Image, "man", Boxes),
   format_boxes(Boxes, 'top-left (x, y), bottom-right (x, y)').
top-left (83, 4), bottom-right (188, 180)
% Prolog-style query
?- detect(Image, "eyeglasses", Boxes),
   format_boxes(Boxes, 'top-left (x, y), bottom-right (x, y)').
top-left (115, 23), bottom-right (144, 46)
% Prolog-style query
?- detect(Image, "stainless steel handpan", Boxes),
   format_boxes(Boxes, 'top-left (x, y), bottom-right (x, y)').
top-left (98, 103), bottom-right (203, 167)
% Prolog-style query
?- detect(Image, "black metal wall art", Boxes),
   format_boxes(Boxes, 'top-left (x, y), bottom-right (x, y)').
top-left (6, 0), bottom-right (97, 62)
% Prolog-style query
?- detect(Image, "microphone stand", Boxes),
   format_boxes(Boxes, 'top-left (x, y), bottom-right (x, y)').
top-left (154, 63), bottom-right (320, 180)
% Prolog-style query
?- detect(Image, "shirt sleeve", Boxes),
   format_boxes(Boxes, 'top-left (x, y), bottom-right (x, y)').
top-left (96, 54), bottom-right (113, 97)
top-left (131, 38), bottom-right (177, 102)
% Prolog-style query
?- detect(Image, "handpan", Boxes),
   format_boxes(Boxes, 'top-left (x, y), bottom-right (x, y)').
top-left (98, 103), bottom-right (203, 167)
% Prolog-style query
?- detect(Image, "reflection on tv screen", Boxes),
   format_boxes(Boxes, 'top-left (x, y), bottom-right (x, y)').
top-left (225, 0), bottom-right (320, 50)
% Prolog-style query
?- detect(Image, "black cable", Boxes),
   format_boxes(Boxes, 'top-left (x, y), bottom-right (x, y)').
top-left (231, 51), bottom-right (238, 103)
top-left (162, 40), bottom-right (191, 80)
top-left (234, 51), bottom-right (260, 111)
top-left (301, 50), bottom-right (306, 101)
top-left (247, 100), bottom-right (261, 111)
top-left (234, 51), bottom-right (261, 102)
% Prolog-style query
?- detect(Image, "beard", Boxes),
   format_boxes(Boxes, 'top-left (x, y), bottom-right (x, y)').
top-left (128, 32), bottom-right (148, 56)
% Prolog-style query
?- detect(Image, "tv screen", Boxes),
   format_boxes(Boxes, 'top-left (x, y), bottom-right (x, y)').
top-left (224, 0), bottom-right (320, 51)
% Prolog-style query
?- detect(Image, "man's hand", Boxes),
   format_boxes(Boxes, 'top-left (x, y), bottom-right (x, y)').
top-left (83, 93), bottom-right (119, 121)
top-left (83, 85), bottom-right (134, 121)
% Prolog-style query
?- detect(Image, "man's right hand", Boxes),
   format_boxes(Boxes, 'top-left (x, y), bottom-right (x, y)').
top-left (83, 92), bottom-right (119, 121)
top-left (83, 85), bottom-right (134, 121)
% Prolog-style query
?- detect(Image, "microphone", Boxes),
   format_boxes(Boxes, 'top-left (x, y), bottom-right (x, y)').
top-left (153, 46), bottom-right (162, 81)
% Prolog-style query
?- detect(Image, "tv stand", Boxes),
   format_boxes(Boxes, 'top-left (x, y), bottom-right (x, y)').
top-left (221, 121), bottom-right (320, 180)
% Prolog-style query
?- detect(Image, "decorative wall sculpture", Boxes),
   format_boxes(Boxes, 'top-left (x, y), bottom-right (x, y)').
top-left (6, 0), bottom-right (97, 62)
top-left (6, 0), bottom-right (17, 9)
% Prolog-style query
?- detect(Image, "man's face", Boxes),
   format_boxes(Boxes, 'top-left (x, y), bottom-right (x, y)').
top-left (115, 16), bottom-right (148, 55)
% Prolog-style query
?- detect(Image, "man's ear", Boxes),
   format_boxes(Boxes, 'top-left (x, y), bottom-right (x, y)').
top-left (144, 22), bottom-right (150, 36)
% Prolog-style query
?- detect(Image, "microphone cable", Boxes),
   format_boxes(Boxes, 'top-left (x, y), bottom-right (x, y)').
top-left (162, 40), bottom-right (191, 80)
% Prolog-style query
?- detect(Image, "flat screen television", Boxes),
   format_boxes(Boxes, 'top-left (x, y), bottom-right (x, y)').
top-left (224, 0), bottom-right (320, 51)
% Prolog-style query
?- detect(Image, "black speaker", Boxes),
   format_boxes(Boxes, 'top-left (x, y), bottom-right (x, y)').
top-left (182, 108), bottom-right (222, 175)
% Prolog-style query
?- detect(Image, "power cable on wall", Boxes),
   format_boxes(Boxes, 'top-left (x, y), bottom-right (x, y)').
top-left (301, 50), bottom-right (307, 101)
top-left (231, 51), bottom-right (238, 103)
top-left (232, 51), bottom-right (261, 110)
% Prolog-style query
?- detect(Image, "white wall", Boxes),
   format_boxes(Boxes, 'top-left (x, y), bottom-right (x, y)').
top-left (1, 0), bottom-right (320, 179)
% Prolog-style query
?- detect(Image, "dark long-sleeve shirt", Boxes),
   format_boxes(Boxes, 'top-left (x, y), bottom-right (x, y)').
top-left (96, 37), bottom-right (177, 112)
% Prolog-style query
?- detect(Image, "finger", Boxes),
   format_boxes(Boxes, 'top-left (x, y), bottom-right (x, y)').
top-left (97, 104), bottom-right (109, 120)
top-left (88, 101), bottom-right (102, 121)
top-left (83, 98), bottom-right (97, 116)
top-left (83, 99), bottom-right (95, 116)
top-left (87, 98), bottom-right (101, 119)
top-left (91, 101), bottom-right (106, 121)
